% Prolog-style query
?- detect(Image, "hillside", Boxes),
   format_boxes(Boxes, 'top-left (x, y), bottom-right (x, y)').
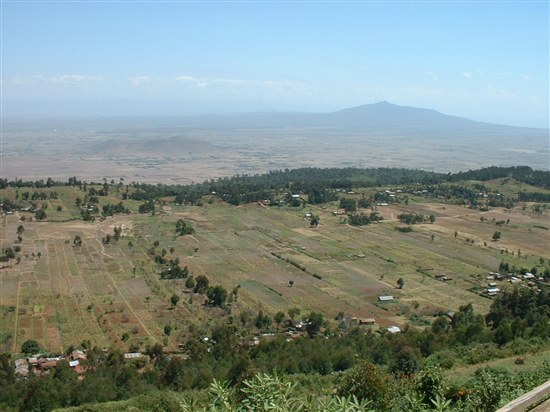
top-left (0, 168), bottom-right (549, 412)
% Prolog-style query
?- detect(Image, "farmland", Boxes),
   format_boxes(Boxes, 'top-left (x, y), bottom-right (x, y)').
top-left (1, 179), bottom-right (548, 354)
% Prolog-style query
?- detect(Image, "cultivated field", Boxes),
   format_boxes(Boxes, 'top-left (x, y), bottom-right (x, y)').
top-left (1, 186), bottom-right (549, 354)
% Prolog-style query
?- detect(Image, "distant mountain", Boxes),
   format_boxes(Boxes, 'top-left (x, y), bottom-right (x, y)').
top-left (178, 102), bottom-right (548, 137)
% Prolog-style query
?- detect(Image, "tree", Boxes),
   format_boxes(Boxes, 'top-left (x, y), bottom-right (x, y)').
top-left (310, 214), bottom-right (320, 227)
top-left (429, 214), bottom-right (436, 223)
top-left (170, 294), bottom-right (180, 307)
top-left (16, 225), bottom-right (25, 235)
top-left (35, 209), bottom-right (46, 220)
top-left (206, 285), bottom-right (228, 307)
top-left (397, 278), bottom-right (404, 289)
top-left (306, 312), bottom-right (324, 338)
top-left (21, 339), bottom-right (41, 354)
top-left (255, 310), bottom-right (272, 331)
top-left (492, 231), bottom-right (501, 241)
top-left (194, 275), bottom-right (209, 294)
top-left (274, 311), bottom-right (286, 326)
top-left (73, 235), bottom-right (82, 247)
top-left (175, 219), bottom-right (194, 236)
top-left (185, 276), bottom-right (195, 289)
top-left (113, 225), bottom-right (123, 241)
top-left (337, 361), bottom-right (392, 411)
top-left (288, 307), bottom-right (301, 320)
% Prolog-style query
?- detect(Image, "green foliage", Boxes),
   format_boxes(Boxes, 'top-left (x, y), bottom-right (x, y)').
top-left (170, 294), bottom-right (180, 307)
top-left (347, 212), bottom-right (382, 226)
top-left (207, 285), bottom-right (228, 307)
top-left (102, 202), bottom-right (130, 217)
top-left (398, 213), bottom-right (426, 224)
top-left (175, 219), bottom-right (194, 236)
top-left (337, 361), bottom-right (393, 411)
top-left (340, 198), bottom-right (357, 212)
top-left (194, 275), bottom-right (210, 294)
top-left (21, 339), bottom-right (41, 354)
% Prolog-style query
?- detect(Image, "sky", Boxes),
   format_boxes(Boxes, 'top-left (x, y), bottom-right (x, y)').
top-left (1, 1), bottom-right (549, 127)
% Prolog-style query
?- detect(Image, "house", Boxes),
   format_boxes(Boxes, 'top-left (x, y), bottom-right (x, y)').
top-left (123, 352), bottom-right (143, 360)
top-left (359, 318), bottom-right (376, 325)
top-left (14, 358), bottom-right (29, 377)
top-left (69, 360), bottom-right (80, 368)
top-left (39, 360), bottom-right (58, 370)
top-left (488, 282), bottom-right (497, 287)
top-left (387, 326), bottom-right (401, 334)
top-left (435, 273), bottom-right (446, 279)
top-left (486, 287), bottom-right (500, 296)
top-left (523, 273), bottom-right (535, 280)
top-left (378, 295), bottom-right (394, 302)
top-left (70, 349), bottom-right (86, 361)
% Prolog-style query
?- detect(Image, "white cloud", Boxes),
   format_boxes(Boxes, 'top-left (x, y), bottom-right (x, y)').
top-left (462, 72), bottom-right (473, 78)
top-left (49, 74), bottom-right (103, 83)
top-left (10, 74), bottom-right (102, 85)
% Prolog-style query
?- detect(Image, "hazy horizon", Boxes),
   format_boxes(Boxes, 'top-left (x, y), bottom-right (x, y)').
top-left (2, 3), bottom-right (548, 128)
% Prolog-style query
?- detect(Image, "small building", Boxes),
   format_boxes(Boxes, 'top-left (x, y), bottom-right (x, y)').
top-left (14, 358), bottom-right (29, 377)
top-left (69, 360), bottom-right (80, 368)
top-left (488, 282), bottom-right (497, 287)
top-left (71, 349), bottom-right (86, 361)
top-left (523, 273), bottom-right (535, 280)
top-left (359, 318), bottom-right (376, 325)
top-left (39, 360), bottom-right (58, 370)
top-left (387, 326), bottom-right (401, 334)
top-left (378, 295), bottom-right (394, 302)
top-left (123, 352), bottom-right (143, 360)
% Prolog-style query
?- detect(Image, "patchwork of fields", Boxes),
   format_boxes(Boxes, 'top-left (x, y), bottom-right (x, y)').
top-left (1, 189), bottom-right (548, 354)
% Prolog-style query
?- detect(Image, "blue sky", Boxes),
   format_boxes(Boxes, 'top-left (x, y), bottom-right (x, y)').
top-left (2, 1), bottom-right (548, 127)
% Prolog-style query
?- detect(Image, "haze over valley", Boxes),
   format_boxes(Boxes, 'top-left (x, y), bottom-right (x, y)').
top-left (4, 102), bottom-right (548, 184)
